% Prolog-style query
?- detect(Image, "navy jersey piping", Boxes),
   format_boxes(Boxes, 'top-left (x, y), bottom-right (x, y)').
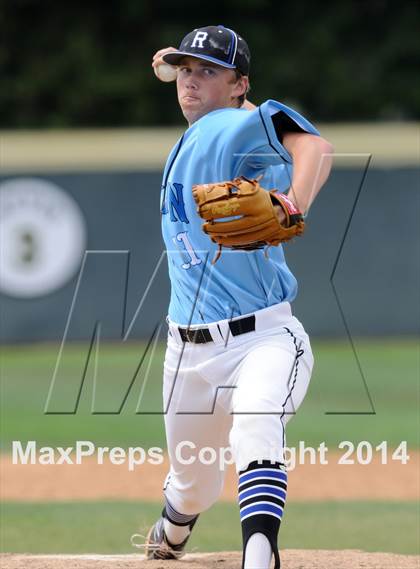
top-left (258, 107), bottom-right (284, 162)
top-left (161, 134), bottom-right (185, 215)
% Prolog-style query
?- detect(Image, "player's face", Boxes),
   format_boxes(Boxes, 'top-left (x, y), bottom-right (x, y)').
top-left (176, 57), bottom-right (248, 125)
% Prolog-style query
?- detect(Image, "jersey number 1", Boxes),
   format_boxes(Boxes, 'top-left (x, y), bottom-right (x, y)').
top-left (173, 231), bottom-right (202, 270)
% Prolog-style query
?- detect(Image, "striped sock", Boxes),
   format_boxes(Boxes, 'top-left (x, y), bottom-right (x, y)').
top-left (164, 498), bottom-right (198, 526)
top-left (238, 460), bottom-right (287, 569)
top-left (162, 498), bottom-right (199, 545)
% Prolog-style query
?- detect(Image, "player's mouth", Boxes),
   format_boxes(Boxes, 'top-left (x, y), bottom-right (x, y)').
top-left (182, 95), bottom-right (200, 103)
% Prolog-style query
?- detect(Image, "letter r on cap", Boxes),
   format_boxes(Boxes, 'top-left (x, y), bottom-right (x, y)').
top-left (191, 31), bottom-right (208, 48)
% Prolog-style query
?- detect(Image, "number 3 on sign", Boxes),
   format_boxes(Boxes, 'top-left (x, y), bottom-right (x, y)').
top-left (173, 231), bottom-right (202, 270)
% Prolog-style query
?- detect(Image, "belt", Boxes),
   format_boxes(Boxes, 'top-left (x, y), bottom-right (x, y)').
top-left (178, 315), bottom-right (256, 344)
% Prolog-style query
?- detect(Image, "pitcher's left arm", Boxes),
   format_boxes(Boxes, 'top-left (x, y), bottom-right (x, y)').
top-left (281, 132), bottom-right (333, 214)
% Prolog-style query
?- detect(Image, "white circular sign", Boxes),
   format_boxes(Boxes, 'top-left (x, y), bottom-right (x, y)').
top-left (0, 178), bottom-right (87, 298)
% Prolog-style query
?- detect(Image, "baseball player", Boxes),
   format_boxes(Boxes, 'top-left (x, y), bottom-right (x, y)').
top-left (137, 25), bottom-right (333, 568)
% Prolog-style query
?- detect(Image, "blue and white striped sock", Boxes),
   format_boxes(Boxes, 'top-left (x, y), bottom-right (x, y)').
top-left (238, 460), bottom-right (287, 569)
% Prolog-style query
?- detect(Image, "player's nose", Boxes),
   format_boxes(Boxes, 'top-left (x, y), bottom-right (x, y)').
top-left (185, 79), bottom-right (199, 90)
top-left (184, 72), bottom-right (199, 89)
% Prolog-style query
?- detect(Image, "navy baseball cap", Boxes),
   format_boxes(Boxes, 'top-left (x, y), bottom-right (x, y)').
top-left (162, 25), bottom-right (251, 76)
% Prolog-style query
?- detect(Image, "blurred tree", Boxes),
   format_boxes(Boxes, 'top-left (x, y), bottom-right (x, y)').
top-left (0, 0), bottom-right (418, 127)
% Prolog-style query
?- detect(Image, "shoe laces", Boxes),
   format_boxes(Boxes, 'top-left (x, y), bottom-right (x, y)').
top-left (130, 532), bottom-right (186, 560)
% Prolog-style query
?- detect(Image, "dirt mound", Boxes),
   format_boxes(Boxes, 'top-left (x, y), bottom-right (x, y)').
top-left (1, 551), bottom-right (419, 569)
top-left (2, 451), bottom-right (418, 502)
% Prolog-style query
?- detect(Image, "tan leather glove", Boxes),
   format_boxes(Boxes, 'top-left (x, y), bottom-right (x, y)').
top-left (192, 176), bottom-right (305, 262)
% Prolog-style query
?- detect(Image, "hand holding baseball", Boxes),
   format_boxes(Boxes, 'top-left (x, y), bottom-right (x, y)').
top-left (152, 47), bottom-right (178, 82)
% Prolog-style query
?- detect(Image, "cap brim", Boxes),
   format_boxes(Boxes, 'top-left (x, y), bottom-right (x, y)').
top-left (162, 51), bottom-right (237, 69)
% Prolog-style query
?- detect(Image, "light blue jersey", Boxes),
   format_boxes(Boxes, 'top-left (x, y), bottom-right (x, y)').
top-left (160, 99), bottom-right (320, 325)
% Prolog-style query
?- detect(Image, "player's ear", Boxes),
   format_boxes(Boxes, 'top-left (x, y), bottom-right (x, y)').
top-left (232, 75), bottom-right (249, 99)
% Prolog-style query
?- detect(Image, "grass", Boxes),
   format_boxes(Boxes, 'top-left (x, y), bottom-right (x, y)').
top-left (1, 500), bottom-right (418, 555)
top-left (0, 338), bottom-right (419, 451)
top-left (2, 340), bottom-right (418, 558)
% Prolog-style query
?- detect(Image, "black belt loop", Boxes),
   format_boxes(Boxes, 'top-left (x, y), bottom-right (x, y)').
top-left (228, 315), bottom-right (256, 336)
top-left (178, 327), bottom-right (213, 344)
top-left (178, 314), bottom-right (256, 344)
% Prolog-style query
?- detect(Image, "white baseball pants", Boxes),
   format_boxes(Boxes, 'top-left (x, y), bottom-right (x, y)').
top-left (162, 302), bottom-right (314, 515)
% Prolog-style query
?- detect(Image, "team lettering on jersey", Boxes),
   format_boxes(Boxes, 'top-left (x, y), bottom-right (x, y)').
top-left (161, 182), bottom-right (201, 270)
top-left (161, 182), bottom-right (189, 224)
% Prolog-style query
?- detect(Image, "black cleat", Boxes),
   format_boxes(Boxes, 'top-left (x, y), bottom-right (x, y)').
top-left (144, 517), bottom-right (191, 560)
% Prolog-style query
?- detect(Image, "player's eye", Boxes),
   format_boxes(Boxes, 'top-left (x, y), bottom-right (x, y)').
top-left (203, 68), bottom-right (215, 76)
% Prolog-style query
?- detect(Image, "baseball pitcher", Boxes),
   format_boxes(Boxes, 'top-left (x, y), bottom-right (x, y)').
top-left (135, 24), bottom-right (333, 569)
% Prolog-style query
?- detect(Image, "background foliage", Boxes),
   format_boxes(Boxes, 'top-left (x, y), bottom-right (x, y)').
top-left (1, 0), bottom-right (419, 127)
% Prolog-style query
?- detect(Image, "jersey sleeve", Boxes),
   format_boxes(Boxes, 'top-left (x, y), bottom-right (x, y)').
top-left (232, 99), bottom-right (320, 173)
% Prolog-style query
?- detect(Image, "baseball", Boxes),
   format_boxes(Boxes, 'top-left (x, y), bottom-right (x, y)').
top-left (154, 63), bottom-right (177, 82)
